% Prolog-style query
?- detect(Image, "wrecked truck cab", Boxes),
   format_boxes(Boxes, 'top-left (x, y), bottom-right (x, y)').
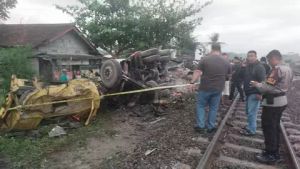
top-left (0, 75), bottom-right (100, 131)
top-left (99, 48), bottom-right (174, 90)
top-left (98, 48), bottom-right (175, 107)
top-left (99, 48), bottom-right (169, 92)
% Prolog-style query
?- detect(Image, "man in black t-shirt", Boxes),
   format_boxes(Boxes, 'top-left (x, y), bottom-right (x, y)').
top-left (189, 44), bottom-right (231, 133)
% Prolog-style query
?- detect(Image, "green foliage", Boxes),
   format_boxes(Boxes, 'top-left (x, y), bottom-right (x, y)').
top-left (176, 33), bottom-right (200, 55)
top-left (57, 0), bottom-right (212, 56)
top-left (0, 0), bottom-right (17, 20)
top-left (0, 47), bottom-right (35, 91)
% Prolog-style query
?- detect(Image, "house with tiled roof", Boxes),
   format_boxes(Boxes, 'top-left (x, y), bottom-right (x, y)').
top-left (0, 23), bottom-right (102, 81)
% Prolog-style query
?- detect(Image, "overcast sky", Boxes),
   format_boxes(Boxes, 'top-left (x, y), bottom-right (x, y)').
top-left (4, 0), bottom-right (300, 56)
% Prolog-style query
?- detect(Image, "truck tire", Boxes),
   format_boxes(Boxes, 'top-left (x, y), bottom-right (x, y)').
top-left (140, 48), bottom-right (159, 58)
top-left (143, 55), bottom-right (160, 63)
top-left (100, 59), bottom-right (122, 89)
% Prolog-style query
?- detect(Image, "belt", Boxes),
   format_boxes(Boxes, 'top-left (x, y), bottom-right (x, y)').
top-left (263, 92), bottom-right (285, 98)
top-left (271, 92), bottom-right (286, 97)
top-left (263, 92), bottom-right (286, 105)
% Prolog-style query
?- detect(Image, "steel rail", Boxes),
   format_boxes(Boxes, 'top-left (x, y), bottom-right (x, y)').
top-left (280, 122), bottom-right (300, 169)
top-left (196, 95), bottom-right (239, 169)
top-left (196, 93), bottom-right (300, 169)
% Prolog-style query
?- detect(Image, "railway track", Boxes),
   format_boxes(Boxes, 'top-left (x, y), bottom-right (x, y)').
top-left (194, 96), bottom-right (300, 169)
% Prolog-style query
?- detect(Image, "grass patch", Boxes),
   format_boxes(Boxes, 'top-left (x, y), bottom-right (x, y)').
top-left (0, 96), bottom-right (3, 105)
top-left (0, 112), bottom-right (112, 169)
top-left (0, 89), bottom-right (5, 105)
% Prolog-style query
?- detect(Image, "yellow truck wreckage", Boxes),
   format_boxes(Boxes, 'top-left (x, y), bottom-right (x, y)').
top-left (0, 48), bottom-right (183, 132)
top-left (0, 75), bottom-right (100, 131)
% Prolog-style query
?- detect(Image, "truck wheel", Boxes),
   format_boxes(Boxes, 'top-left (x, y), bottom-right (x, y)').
top-left (100, 59), bottom-right (122, 89)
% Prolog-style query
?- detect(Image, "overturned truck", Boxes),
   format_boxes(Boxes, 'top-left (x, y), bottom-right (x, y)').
top-left (99, 48), bottom-right (175, 106)
top-left (0, 75), bottom-right (100, 131)
top-left (0, 48), bottom-right (176, 131)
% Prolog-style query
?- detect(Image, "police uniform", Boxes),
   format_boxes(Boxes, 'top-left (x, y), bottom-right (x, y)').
top-left (254, 63), bottom-right (293, 159)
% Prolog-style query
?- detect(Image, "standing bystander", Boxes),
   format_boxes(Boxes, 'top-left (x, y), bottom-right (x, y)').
top-left (229, 56), bottom-right (245, 101)
top-left (252, 50), bottom-right (293, 164)
top-left (189, 44), bottom-right (231, 134)
top-left (240, 50), bottom-right (266, 136)
top-left (60, 69), bottom-right (68, 82)
top-left (260, 57), bottom-right (271, 75)
top-left (221, 53), bottom-right (231, 104)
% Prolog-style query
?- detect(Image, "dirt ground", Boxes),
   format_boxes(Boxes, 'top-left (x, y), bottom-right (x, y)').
top-left (42, 76), bottom-right (300, 169)
top-left (41, 107), bottom-right (145, 169)
top-left (41, 92), bottom-right (231, 169)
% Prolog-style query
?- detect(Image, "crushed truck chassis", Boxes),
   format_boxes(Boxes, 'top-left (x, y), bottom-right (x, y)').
top-left (0, 75), bottom-right (100, 131)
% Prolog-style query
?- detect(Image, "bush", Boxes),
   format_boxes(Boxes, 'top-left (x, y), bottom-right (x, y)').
top-left (0, 47), bottom-right (35, 92)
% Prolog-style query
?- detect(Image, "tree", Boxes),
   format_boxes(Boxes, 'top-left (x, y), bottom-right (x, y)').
top-left (0, 47), bottom-right (35, 91)
top-left (0, 0), bottom-right (17, 20)
top-left (206, 32), bottom-right (225, 51)
top-left (175, 32), bottom-right (199, 55)
top-left (57, 0), bottom-right (212, 57)
top-left (209, 33), bottom-right (220, 45)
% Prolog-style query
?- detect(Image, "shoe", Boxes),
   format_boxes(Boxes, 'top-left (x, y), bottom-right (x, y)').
top-left (256, 152), bottom-right (280, 164)
top-left (240, 130), bottom-right (255, 136)
top-left (207, 128), bottom-right (217, 134)
top-left (259, 150), bottom-right (281, 159)
top-left (241, 126), bottom-right (254, 134)
top-left (194, 127), bottom-right (206, 134)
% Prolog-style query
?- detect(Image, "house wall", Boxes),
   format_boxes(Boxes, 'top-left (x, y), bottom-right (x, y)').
top-left (33, 30), bottom-right (100, 81)
top-left (36, 31), bottom-right (92, 55)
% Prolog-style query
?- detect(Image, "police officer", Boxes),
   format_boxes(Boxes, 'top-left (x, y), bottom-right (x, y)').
top-left (250, 50), bottom-right (293, 164)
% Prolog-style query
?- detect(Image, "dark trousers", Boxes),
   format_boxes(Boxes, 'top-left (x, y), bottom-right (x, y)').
top-left (229, 81), bottom-right (244, 100)
top-left (261, 106), bottom-right (287, 155)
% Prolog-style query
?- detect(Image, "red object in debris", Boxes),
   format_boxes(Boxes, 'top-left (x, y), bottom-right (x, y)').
top-left (130, 51), bottom-right (141, 58)
top-left (70, 114), bottom-right (81, 122)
